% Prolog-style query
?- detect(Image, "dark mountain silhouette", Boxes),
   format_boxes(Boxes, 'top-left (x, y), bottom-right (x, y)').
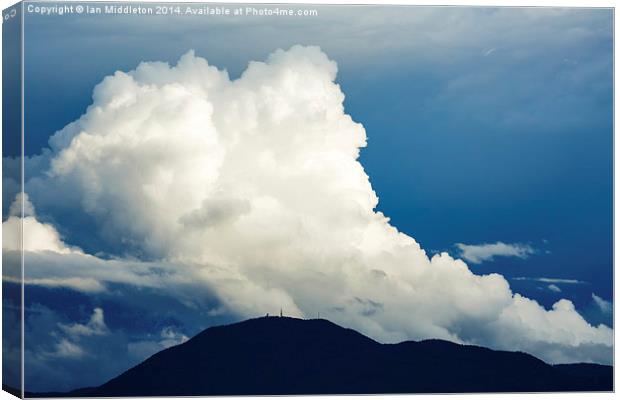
top-left (28, 317), bottom-right (612, 396)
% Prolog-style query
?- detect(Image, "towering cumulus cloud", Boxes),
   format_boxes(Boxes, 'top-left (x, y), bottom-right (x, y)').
top-left (20, 46), bottom-right (611, 364)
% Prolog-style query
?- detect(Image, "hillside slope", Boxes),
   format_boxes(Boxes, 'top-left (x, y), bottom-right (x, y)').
top-left (42, 317), bottom-right (613, 396)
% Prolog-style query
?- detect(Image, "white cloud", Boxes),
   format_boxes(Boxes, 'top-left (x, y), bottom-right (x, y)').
top-left (2, 275), bottom-right (106, 293)
top-left (3, 248), bottom-right (213, 316)
top-left (2, 193), bottom-right (80, 254)
top-left (48, 339), bottom-right (85, 359)
top-left (513, 277), bottom-right (586, 284)
top-left (9, 192), bottom-right (35, 217)
top-left (455, 242), bottom-right (536, 264)
top-left (59, 308), bottom-right (108, 337)
top-left (127, 327), bottom-right (189, 361)
top-left (592, 293), bottom-right (612, 314)
top-left (538, 278), bottom-right (584, 284)
top-left (19, 46), bottom-right (612, 365)
top-left (23, 304), bottom-right (144, 392)
top-left (44, 308), bottom-right (108, 360)
top-left (159, 327), bottom-right (189, 347)
top-left (548, 284), bottom-right (561, 293)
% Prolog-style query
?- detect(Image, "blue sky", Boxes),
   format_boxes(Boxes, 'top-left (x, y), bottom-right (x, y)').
top-left (22, 5), bottom-right (612, 303)
top-left (5, 4), bottom-right (614, 392)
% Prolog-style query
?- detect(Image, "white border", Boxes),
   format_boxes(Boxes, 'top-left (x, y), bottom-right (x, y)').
top-left (0, 1), bottom-right (616, 400)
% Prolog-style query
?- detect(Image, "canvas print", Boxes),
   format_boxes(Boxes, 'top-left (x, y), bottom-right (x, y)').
top-left (2, 1), bottom-right (614, 397)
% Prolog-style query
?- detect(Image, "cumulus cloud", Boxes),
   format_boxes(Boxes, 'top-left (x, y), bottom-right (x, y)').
top-left (17, 46), bottom-right (612, 366)
top-left (455, 241), bottom-right (536, 264)
top-left (2, 193), bottom-right (80, 254)
top-left (592, 293), bottom-right (612, 314)
top-left (548, 284), bottom-right (561, 293)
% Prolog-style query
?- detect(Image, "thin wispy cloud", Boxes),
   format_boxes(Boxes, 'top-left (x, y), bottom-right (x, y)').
top-left (455, 242), bottom-right (536, 264)
top-left (513, 277), bottom-right (587, 284)
top-left (592, 293), bottom-right (612, 314)
top-left (2, 276), bottom-right (106, 294)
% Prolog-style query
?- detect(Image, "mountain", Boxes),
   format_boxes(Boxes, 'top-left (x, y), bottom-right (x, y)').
top-left (36, 317), bottom-right (614, 396)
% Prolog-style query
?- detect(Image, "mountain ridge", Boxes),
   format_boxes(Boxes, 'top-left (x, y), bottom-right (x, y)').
top-left (27, 316), bottom-right (613, 396)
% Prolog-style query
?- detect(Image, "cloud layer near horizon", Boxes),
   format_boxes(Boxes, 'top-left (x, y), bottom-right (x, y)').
top-left (7, 46), bottom-right (612, 367)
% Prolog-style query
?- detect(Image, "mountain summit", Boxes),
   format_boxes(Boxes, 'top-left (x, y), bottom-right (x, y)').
top-left (56, 316), bottom-right (612, 396)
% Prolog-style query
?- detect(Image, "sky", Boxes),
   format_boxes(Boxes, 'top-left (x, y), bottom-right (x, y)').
top-left (1, 3), bottom-right (613, 393)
